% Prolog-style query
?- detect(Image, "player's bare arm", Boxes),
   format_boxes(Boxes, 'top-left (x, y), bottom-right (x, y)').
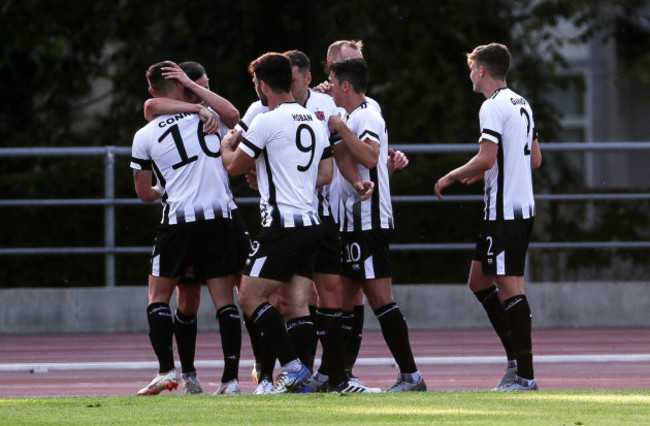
top-left (328, 115), bottom-right (379, 169)
top-left (316, 156), bottom-right (333, 187)
top-left (162, 61), bottom-right (240, 128)
top-left (220, 129), bottom-right (253, 176)
top-left (133, 169), bottom-right (164, 202)
top-left (143, 99), bottom-right (219, 134)
top-left (531, 139), bottom-right (542, 169)
top-left (332, 143), bottom-right (374, 201)
top-left (434, 140), bottom-right (497, 199)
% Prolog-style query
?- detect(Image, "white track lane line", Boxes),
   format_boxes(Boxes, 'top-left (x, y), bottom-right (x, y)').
top-left (2, 354), bottom-right (650, 372)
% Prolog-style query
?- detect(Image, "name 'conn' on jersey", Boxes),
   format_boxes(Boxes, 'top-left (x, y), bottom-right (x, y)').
top-left (130, 112), bottom-right (234, 225)
top-left (479, 87), bottom-right (538, 221)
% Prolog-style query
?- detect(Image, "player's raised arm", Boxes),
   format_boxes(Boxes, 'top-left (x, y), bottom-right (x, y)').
top-left (162, 61), bottom-right (240, 128)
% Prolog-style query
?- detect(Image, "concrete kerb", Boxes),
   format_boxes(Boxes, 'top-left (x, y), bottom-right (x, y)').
top-left (0, 282), bottom-right (648, 334)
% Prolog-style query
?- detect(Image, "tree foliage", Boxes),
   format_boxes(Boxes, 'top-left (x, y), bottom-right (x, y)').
top-left (1, 0), bottom-right (648, 286)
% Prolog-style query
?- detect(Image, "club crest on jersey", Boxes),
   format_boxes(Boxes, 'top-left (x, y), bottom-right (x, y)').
top-left (315, 111), bottom-right (325, 121)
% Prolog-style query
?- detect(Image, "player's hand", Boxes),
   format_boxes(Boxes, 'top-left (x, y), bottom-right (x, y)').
top-left (461, 174), bottom-right (483, 185)
top-left (161, 61), bottom-right (193, 88)
top-left (387, 149), bottom-right (409, 174)
top-left (328, 114), bottom-right (344, 134)
top-left (314, 80), bottom-right (332, 94)
top-left (354, 180), bottom-right (374, 201)
top-left (198, 105), bottom-right (219, 134)
top-left (245, 165), bottom-right (258, 191)
top-left (434, 175), bottom-right (453, 200)
top-left (222, 129), bottom-right (243, 150)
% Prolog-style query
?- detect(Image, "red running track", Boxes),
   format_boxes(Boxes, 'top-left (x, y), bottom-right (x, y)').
top-left (1, 328), bottom-right (649, 397)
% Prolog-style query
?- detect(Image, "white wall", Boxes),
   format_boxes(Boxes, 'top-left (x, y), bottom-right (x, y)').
top-left (1, 282), bottom-right (648, 334)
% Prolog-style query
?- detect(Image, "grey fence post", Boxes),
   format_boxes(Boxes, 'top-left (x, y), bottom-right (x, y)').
top-left (104, 147), bottom-right (116, 287)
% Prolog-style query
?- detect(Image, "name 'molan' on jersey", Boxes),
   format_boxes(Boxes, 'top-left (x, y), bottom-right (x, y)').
top-left (238, 102), bottom-right (331, 228)
top-left (130, 112), bottom-right (233, 225)
top-left (479, 87), bottom-right (538, 221)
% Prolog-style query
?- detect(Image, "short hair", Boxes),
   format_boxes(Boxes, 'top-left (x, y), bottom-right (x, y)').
top-left (283, 49), bottom-right (310, 74)
top-left (146, 61), bottom-right (176, 96)
top-left (327, 40), bottom-right (363, 62)
top-left (328, 58), bottom-right (368, 94)
top-left (466, 43), bottom-right (511, 81)
top-left (248, 52), bottom-right (292, 93)
top-left (179, 61), bottom-right (206, 81)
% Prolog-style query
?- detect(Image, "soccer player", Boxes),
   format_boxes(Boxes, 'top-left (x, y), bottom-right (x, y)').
top-left (238, 50), bottom-right (377, 394)
top-left (311, 40), bottom-right (409, 390)
top-left (142, 61), bottom-right (250, 396)
top-left (219, 52), bottom-right (332, 394)
top-left (131, 61), bottom-right (243, 396)
top-left (434, 43), bottom-right (542, 391)
top-left (327, 58), bottom-right (426, 392)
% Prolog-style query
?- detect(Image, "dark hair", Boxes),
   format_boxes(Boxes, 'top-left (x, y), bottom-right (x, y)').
top-left (179, 61), bottom-right (206, 81)
top-left (145, 61), bottom-right (176, 95)
top-left (467, 43), bottom-right (511, 80)
top-left (328, 58), bottom-right (368, 94)
top-left (283, 49), bottom-right (310, 73)
top-left (248, 52), bottom-right (292, 93)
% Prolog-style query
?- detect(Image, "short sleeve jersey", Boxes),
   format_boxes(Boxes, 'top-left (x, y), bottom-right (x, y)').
top-left (336, 102), bottom-right (393, 232)
top-left (237, 91), bottom-right (340, 221)
top-left (238, 102), bottom-right (330, 228)
top-left (479, 87), bottom-right (537, 221)
top-left (130, 112), bottom-right (234, 225)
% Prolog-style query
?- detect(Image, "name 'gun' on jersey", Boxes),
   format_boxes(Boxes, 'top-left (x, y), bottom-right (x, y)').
top-left (238, 102), bottom-right (331, 228)
top-left (479, 87), bottom-right (538, 221)
top-left (130, 112), bottom-right (233, 225)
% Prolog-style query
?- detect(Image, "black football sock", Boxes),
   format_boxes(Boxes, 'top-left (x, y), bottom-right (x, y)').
top-left (344, 304), bottom-right (364, 371)
top-left (287, 316), bottom-right (316, 371)
top-left (173, 308), bottom-right (197, 374)
top-left (217, 304), bottom-right (241, 383)
top-left (504, 295), bottom-right (534, 380)
top-left (243, 314), bottom-right (264, 381)
top-left (308, 304), bottom-right (319, 367)
top-left (474, 285), bottom-right (517, 361)
top-left (147, 302), bottom-right (175, 373)
top-left (251, 303), bottom-right (297, 366)
top-left (316, 308), bottom-right (345, 385)
top-left (375, 302), bottom-right (417, 374)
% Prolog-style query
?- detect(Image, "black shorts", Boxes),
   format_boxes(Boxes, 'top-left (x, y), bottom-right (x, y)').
top-left (314, 216), bottom-right (342, 275)
top-left (177, 210), bottom-right (251, 285)
top-left (474, 218), bottom-right (534, 276)
top-left (340, 229), bottom-right (392, 280)
top-left (243, 225), bottom-right (324, 282)
top-left (150, 218), bottom-right (239, 281)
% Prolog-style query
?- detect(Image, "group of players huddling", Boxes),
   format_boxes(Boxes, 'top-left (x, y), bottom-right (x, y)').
top-left (130, 40), bottom-right (539, 395)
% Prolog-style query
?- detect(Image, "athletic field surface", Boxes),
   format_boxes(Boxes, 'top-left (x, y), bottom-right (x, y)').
top-left (2, 328), bottom-right (648, 397)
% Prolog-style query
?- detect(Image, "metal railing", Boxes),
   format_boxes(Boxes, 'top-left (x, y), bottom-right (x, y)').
top-left (1, 142), bottom-right (649, 286)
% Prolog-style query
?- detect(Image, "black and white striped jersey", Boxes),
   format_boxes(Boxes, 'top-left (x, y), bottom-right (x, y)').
top-left (479, 87), bottom-right (537, 221)
top-left (237, 90), bottom-right (340, 221)
top-left (335, 102), bottom-right (394, 232)
top-left (130, 112), bottom-right (234, 225)
top-left (238, 102), bottom-right (330, 228)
